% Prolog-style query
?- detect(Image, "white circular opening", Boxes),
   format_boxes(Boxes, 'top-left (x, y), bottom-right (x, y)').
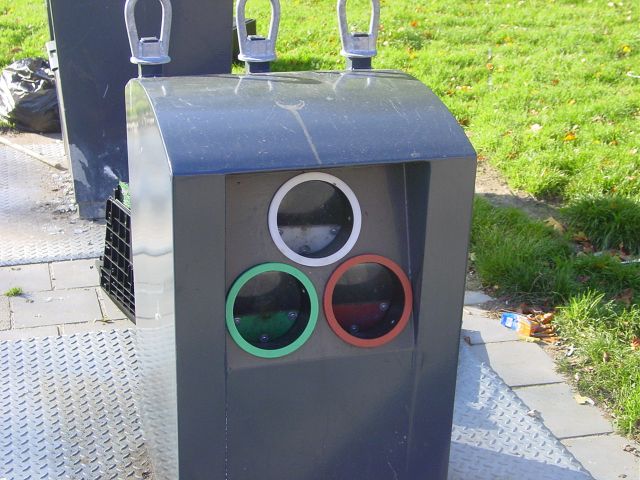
top-left (268, 172), bottom-right (362, 267)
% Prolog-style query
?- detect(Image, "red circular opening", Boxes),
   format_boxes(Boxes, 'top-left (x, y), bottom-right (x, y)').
top-left (324, 254), bottom-right (413, 348)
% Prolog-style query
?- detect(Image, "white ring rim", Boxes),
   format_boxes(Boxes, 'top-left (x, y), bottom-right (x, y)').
top-left (268, 172), bottom-right (362, 267)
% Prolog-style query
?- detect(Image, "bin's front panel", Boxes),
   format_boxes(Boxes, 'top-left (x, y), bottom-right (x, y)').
top-left (224, 164), bottom-right (416, 479)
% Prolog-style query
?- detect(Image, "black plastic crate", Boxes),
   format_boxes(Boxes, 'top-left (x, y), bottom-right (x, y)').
top-left (99, 185), bottom-right (135, 322)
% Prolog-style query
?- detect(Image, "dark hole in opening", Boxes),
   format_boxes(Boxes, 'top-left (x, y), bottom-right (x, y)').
top-left (332, 263), bottom-right (405, 339)
top-left (277, 180), bottom-right (354, 258)
top-left (233, 271), bottom-right (311, 350)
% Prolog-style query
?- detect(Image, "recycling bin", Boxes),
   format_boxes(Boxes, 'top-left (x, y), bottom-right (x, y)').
top-left (127, 2), bottom-right (476, 479)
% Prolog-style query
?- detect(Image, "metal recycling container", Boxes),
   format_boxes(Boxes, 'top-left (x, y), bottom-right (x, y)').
top-left (127, 3), bottom-right (475, 478)
top-left (127, 68), bottom-right (476, 480)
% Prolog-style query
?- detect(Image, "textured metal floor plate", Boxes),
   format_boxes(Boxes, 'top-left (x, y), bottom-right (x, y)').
top-left (0, 330), bottom-right (151, 480)
top-left (0, 330), bottom-right (593, 480)
top-left (0, 146), bottom-right (104, 266)
top-left (449, 346), bottom-right (592, 480)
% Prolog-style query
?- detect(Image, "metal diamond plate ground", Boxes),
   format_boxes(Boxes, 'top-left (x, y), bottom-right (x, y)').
top-left (0, 145), bottom-right (104, 266)
top-left (0, 330), bottom-right (593, 480)
top-left (0, 330), bottom-right (152, 480)
top-left (450, 346), bottom-right (592, 480)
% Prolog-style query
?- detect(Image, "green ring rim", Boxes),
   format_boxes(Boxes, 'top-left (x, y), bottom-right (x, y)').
top-left (226, 262), bottom-right (319, 358)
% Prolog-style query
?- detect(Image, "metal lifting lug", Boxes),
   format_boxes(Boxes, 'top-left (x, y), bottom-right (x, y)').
top-left (236, 0), bottom-right (280, 73)
top-left (125, 0), bottom-right (172, 76)
top-left (337, 0), bottom-right (380, 70)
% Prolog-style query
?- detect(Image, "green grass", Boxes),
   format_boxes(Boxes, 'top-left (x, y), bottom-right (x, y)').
top-left (472, 197), bottom-right (640, 439)
top-left (4, 286), bottom-right (23, 297)
top-left (239, 0), bottom-right (640, 205)
top-left (563, 196), bottom-right (640, 254)
top-left (0, 0), bottom-right (48, 68)
top-left (555, 292), bottom-right (640, 437)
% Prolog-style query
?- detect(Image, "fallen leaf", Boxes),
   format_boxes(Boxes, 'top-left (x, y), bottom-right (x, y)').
top-left (631, 336), bottom-right (640, 351)
top-left (574, 394), bottom-right (595, 406)
top-left (540, 312), bottom-right (555, 324)
top-left (603, 351), bottom-right (611, 363)
top-left (572, 232), bottom-right (590, 242)
top-left (564, 131), bottom-right (577, 142)
top-left (486, 62), bottom-right (494, 71)
top-left (545, 216), bottom-right (566, 233)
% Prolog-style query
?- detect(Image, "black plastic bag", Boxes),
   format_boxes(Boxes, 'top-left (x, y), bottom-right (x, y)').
top-left (0, 58), bottom-right (60, 133)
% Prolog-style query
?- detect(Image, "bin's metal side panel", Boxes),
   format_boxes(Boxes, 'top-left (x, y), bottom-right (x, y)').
top-left (173, 175), bottom-right (227, 480)
top-left (140, 71), bottom-right (476, 176)
top-left (127, 81), bottom-right (178, 479)
top-left (406, 157), bottom-right (477, 479)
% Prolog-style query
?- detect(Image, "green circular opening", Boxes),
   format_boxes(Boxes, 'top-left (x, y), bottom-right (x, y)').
top-left (226, 263), bottom-right (318, 358)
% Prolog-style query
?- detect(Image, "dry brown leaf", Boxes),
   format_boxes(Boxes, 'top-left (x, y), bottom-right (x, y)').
top-left (541, 312), bottom-right (555, 324)
top-left (603, 351), bottom-right (611, 363)
top-left (631, 336), bottom-right (640, 351)
top-left (572, 232), bottom-right (590, 242)
top-left (545, 216), bottom-right (566, 233)
top-left (574, 394), bottom-right (595, 406)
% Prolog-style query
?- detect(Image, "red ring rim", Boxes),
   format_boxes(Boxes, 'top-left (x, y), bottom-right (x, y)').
top-left (323, 254), bottom-right (413, 348)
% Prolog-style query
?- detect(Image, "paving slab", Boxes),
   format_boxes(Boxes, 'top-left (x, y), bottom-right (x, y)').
top-left (463, 290), bottom-right (493, 305)
top-left (514, 383), bottom-right (613, 439)
top-left (0, 296), bottom-right (9, 330)
top-left (0, 325), bottom-right (58, 340)
top-left (59, 319), bottom-right (136, 335)
top-left (11, 289), bottom-right (102, 328)
top-left (470, 340), bottom-right (564, 387)
top-left (97, 288), bottom-right (129, 320)
top-left (51, 258), bottom-right (100, 289)
top-left (562, 434), bottom-right (640, 480)
top-left (461, 306), bottom-right (519, 344)
top-left (0, 263), bottom-right (51, 293)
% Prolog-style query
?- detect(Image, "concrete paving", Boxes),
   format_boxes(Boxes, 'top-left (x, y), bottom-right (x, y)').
top-left (0, 260), bottom-right (134, 340)
top-left (514, 383), bottom-right (614, 439)
top-left (461, 296), bottom-right (640, 480)
top-left (0, 263), bottom-right (52, 293)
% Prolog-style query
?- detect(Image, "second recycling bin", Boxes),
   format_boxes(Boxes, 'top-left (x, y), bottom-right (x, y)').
top-left (128, 1), bottom-right (476, 479)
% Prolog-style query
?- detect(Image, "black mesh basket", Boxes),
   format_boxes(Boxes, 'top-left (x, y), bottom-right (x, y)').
top-left (99, 185), bottom-right (135, 322)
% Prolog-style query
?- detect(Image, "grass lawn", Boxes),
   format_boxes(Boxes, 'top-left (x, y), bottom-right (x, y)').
top-left (472, 196), bottom-right (640, 439)
top-left (3, 0), bottom-right (640, 439)
top-left (0, 0), bottom-right (48, 68)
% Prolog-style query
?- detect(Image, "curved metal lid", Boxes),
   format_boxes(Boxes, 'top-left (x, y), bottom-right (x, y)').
top-left (128, 70), bottom-right (476, 176)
